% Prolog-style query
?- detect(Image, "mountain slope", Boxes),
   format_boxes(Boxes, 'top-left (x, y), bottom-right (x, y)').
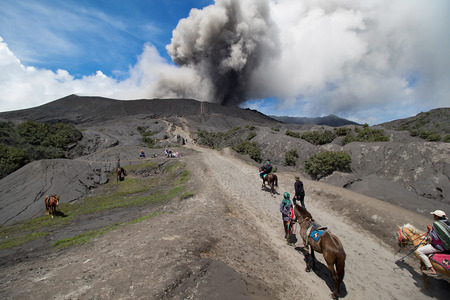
top-left (0, 94), bottom-right (280, 126)
top-left (270, 114), bottom-right (359, 127)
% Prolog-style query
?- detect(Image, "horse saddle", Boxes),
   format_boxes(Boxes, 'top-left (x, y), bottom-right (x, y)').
top-left (306, 223), bottom-right (328, 243)
top-left (430, 253), bottom-right (450, 270)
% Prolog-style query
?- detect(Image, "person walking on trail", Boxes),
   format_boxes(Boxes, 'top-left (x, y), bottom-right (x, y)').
top-left (417, 210), bottom-right (450, 276)
top-left (293, 176), bottom-right (306, 208)
top-left (139, 149), bottom-right (145, 158)
top-left (280, 192), bottom-right (293, 241)
top-left (260, 159), bottom-right (272, 181)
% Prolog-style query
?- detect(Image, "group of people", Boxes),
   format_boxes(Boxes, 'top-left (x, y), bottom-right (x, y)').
top-left (279, 175), bottom-right (306, 244)
top-left (164, 148), bottom-right (180, 158)
top-left (278, 171), bottom-right (450, 269)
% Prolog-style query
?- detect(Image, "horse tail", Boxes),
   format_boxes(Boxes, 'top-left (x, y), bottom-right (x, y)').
top-left (334, 236), bottom-right (346, 285)
top-left (274, 174), bottom-right (278, 187)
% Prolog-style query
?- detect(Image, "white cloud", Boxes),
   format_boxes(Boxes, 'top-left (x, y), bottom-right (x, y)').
top-left (0, 39), bottom-right (167, 112)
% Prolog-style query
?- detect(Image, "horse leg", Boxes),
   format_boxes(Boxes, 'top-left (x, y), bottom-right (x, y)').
top-left (303, 242), bottom-right (312, 272)
top-left (45, 196), bottom-right (49, 215)
top-left (324, 259), bottom-right (339, 299)
top-left (310, 248), bottom-right (316, 270)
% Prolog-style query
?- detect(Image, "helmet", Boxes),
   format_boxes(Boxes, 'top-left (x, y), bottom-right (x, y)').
top-left (284, 192), bottom-right (290, 199)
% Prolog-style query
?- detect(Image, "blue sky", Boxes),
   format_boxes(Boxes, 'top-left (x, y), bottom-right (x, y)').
top-left (0, 0), bottom-right (449, 125)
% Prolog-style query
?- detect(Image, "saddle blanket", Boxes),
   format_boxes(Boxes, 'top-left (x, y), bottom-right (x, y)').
top-left (309, 229), bottom-right (326, 242)
top-left (430, 253), bottom-right (450, 270)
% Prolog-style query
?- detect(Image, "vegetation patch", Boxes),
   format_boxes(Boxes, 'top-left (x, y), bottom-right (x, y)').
top-left (285, 130), bottom-right (300, 138)
top-left (137, 126), bottom-right (158, 148)
top-left (305, 151), bottom-right (352, 179)
top-left (197, 127), bottom-right (262, 163)
top-left (0, 160), bottom-right (190, 250)
top-left (0, 121), bottom-right (82, 179)
top-left (341, 124), bottom-right (389, 145)
top-left (301, 130), bottom-right (337, 145)
top-left (284, 148), bottom-right (299, 166)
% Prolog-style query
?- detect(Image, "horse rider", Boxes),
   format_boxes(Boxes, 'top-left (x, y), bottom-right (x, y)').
top-left (260, 159), bottom-right (272, 181)
top-left (417, 210), bottom-right (450, 276)
top-left (280, 192), bottom-right (294, 241)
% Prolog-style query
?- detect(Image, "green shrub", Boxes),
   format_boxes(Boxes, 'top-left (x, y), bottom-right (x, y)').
top-left (443, 135), bottom-right (450, 143)
top-left (0, 145), bottom-right (27, 178)
top-left (285, 130), bottom-right (300, 138)
top-left (301, 130), bottom-right (337, 145)
top-left (137, 126), bottom-right (157, 147)
top-left (414, 130), bottom-right (442, 142)
top-left (304, 151), bottom-right (351, 180)
top-left (271, 127), bottom-right (280, 132)
top-left (197, 126), bottom-right (259, 150)
top-left (232, 140), bottom-right (262, 163)
top-left (334, 127), bottom-right (352, 136)
top-left (0, 121), bottom-right (82, 179)
top-left (247, 131), bottom-right (257, 140)
top-left (285, 148), bottom-right (299, 166)
top-left (341, 125), bottom-right (389, 145)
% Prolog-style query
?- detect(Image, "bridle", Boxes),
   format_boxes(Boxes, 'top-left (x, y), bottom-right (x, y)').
top-left (395, 225), bottom-right (428, 262)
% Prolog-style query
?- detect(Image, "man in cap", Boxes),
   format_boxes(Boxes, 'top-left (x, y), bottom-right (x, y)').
top-left (416, 210), bottom-right (450, 276)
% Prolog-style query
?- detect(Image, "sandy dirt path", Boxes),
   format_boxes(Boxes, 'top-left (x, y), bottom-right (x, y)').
top-left (0, 125), bottom-right (449, 299)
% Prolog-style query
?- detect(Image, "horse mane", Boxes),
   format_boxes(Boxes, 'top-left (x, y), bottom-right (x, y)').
top-left (404, 223), bottom-right (425, 235)
top-left (295, 205), bottom-right (313, 219)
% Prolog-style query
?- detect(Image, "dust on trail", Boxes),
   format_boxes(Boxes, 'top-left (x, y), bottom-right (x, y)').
top-left (0, 123), bottom-right (449, 299)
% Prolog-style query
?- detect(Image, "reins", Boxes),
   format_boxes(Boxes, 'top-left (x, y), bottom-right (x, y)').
top-left (395, 227), bottom-right (428, 263)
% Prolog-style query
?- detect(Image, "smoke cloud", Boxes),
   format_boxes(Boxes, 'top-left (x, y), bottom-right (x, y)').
top-left (155, 0), bottom-right (279, 106)
top-left (154, 0), bottom-right (449, 123)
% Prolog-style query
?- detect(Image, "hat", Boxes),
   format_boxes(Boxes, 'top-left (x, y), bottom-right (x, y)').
top-left (430, 210), bottom-right (446, 218)
top-left (295, 176), bottom-right (299, 180)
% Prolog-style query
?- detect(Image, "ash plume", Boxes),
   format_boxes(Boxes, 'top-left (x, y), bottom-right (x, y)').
top-left (154, 0), bottom-right (279, 106)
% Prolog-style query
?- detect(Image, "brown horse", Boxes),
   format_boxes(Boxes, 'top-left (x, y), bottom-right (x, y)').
top-left (44, 195), bottom-right (60, 219)
top-left (297, 212), bottom-right (346, 299)
top-left (115, 167), bottom-right (126, 182)
top-left (259, 167), bottom-right (278, 195)
top-left (397, 224), bottom-right (450, 289)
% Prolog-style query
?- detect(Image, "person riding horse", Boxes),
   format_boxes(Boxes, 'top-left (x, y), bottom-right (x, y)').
top-left (417, 210), bottom-right (450, 276)
top-left (260, 159), bottom-right (272, 181)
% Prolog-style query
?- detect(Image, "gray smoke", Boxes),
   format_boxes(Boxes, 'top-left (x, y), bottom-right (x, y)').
top-left (154, 0), bottom-right (278, 106)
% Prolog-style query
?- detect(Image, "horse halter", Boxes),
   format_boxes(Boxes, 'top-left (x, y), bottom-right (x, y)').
top-left (397, 227), bottom-right (408, 248)
top-left (397, 226), bottom-right (428, 249)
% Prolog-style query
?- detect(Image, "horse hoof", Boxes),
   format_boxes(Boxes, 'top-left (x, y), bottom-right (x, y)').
top-left (305, 268), bottom-right (310, 272)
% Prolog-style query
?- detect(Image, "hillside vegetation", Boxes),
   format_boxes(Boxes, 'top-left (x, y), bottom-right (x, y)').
top-left (380, 107), bottom-right (450, 141)
top-left (0, 121), bottom-right (82, 179)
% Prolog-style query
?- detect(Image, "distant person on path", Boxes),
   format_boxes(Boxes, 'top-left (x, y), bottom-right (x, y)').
top-left (280, 192), bottom-right (293, 240)
top-left (139, 149), bottom-right (145, 158)
top-left (260, 159), bottom-right (272, 181)
top-left (417, 210), bottom-right (450, 276)
top-left (293, 176), bottom-right (306, 208)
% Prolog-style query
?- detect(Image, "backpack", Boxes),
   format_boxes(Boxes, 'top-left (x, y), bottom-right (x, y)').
top-left (434, 220), bottom-right (450, 250)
